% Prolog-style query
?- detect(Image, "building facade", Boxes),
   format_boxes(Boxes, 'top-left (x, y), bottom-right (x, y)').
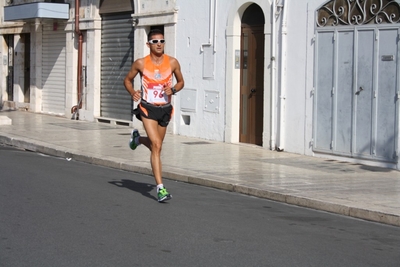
top-left (1, 0), bottom-right (400, 170)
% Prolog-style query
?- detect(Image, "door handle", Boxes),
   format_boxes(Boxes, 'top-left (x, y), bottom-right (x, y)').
top-left (355, 86), bottom-right (364, 95)
top-left (249, 88), bottom-right (256, 99)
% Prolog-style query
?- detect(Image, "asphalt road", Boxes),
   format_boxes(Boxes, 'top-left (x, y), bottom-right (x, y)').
top-left (1, 144), bottom-right (400, 267)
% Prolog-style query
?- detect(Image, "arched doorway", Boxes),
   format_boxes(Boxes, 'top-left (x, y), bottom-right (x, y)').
top-left (240, 4), bottom-right (265, 145)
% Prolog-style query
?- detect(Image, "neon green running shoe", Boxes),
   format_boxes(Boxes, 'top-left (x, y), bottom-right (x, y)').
top-left (158, 187), bottom-right (172, 202)
top-left (129, 129), bottom-right (140, 150)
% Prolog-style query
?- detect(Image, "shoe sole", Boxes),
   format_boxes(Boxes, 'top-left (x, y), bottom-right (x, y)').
top-left (129, 143), bottom-right (137, 150)
top-left (129, 130), bottom-right (139, 150)
top-left (158, 195), bottom-right (172, 202)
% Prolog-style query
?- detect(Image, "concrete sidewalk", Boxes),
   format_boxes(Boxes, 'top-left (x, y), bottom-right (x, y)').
top-left (1, 110), bottom-right (400, 227)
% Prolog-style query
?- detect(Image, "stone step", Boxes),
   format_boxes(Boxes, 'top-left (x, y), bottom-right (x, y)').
top-left (0, 116), bottom-right (12, 125)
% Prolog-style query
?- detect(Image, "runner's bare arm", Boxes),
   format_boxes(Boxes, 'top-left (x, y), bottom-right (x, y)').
top-left (163, 57), bottom-right (185, 96)
top-left (172, 59), bottom-right (185, 91)
top-left (124, 59), bottom-right (144, 102)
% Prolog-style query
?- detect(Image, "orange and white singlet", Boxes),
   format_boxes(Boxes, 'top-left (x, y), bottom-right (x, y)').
top-left (141, 54), bottom-right (173, 105)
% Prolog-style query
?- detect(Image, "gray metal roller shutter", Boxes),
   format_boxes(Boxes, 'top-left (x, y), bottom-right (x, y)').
top-left (42, 23), bottom-right (66, 115)
top-left (100, 13), bottom-right (134, 120)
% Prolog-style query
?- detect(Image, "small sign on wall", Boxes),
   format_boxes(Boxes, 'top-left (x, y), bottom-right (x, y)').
top-left (235, 50), bottom-right (240, 69)
top-left (381, 55), bottom-right (394, 61)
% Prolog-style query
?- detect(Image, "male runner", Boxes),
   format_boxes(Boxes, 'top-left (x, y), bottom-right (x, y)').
top-left (123, 29), bottom-right (184, 202)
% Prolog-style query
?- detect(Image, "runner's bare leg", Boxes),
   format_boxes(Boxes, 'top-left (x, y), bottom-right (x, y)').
top-left (140, 117), bottom-right (167, 185)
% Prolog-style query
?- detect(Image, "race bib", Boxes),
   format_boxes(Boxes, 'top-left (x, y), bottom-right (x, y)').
top-left (147, 84), bottom-right (168, 104)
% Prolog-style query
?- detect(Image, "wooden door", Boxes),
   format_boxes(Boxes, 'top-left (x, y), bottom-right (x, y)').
top-left (240, 26), bottom-right (264, 145)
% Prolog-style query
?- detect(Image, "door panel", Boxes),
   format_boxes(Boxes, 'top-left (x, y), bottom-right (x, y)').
top-left (240, 26), bottom-right (264, 145)
top-left (334, 31), bottom-right (354, 155)
top-left (23, 34), bottom-right (30, 103)
top-left (241, 31), bottom-right (249, 139)
top-left (375, 29), bottom-right (398, 160)
top-left (354, 30), bottom-right (375, 157)
top-left (6, 35), bottom-right (14, 101)
top-left (314, 31), bottom-right (334, 152)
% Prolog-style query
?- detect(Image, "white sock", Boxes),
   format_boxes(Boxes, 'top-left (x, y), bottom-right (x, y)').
top-left (135, 136), bottom-right (140, 145)
top-left (157, 184), bottom-right (164, 192)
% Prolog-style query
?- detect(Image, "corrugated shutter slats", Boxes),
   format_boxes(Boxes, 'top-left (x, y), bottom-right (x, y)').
top-left (42, 24), bottom-right (66, 114)
top-left (100, 13), bottom-right (134, 120)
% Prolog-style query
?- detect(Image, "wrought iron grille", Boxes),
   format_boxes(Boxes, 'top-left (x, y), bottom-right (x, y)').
top-left (316, 0), bottom-right (400, 27)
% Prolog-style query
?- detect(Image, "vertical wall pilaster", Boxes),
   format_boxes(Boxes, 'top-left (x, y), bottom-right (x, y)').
top-left (13, 34), bottom-right (24, 103)
top-left (79, 19), bottom-right (102, 121)
top-left (0, 35), bottom-right (7, 106)
top-left (30, 19), bottom-right (42, 112)
top-left (133, 26), bottom-right (147, 94)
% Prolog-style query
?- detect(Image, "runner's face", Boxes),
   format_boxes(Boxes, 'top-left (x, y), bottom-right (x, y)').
top-left (148, 34), bottom-right (165, 54)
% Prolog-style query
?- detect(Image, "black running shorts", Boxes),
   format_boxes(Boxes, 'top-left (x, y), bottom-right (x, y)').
top-left (137, 100), bottom-right (173, 127)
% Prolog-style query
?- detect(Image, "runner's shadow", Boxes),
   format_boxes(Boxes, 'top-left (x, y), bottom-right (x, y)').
top-left (108, 179), bottom-right (157, 201)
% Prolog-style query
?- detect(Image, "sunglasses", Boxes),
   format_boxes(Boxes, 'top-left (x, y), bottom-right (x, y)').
top-left (148, 39), bottom-right (165, 44)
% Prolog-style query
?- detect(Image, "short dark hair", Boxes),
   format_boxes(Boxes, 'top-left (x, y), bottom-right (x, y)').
top-left (148, 29), bottom-right (164, 41)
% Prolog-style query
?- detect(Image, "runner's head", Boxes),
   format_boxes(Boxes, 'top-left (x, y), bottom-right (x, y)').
top-left (147, 29), bottom-right (165, 55)
top-left (148, 29), bottom-right (164, 41)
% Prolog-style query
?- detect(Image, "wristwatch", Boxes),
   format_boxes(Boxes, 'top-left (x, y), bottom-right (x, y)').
top-left (171, 87), bottom-right (177, 95)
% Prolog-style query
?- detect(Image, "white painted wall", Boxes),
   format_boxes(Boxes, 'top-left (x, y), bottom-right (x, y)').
top-left (174, 0), bottom-right (273, 143)
top-left (281, 1), bottom-right (313, 155)
top-left (62, 0), bottom-right (101, 120)
top-left (282, 0), bottom-right (329, 156)
top-left (174, 0), bottom-right (225, 141)
top-left (105, 0), bottom-right (352, 153)
top-left (167, 0), bottom-right (356, 157)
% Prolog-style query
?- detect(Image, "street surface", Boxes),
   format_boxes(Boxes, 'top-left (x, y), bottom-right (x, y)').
top-left (1, 145), bottom-right (400, 266)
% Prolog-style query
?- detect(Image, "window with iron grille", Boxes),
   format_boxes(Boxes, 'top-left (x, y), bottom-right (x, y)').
top-left (316, 0), bottom-right (400, 27)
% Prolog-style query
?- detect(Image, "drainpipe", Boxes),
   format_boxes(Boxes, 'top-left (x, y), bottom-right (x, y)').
top-left (213, 0), bottom-right (217, 53)
top-left (201, 0), bottom-right (217, 52)
top-left (71, 0), bottom-right (83, 119)
top-left (270, 0), bottom-right (277, 150)
top-left (277, 0), bottom-right (287, 151)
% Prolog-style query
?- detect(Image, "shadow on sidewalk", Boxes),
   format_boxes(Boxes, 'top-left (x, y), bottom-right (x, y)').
top-left (108, 179), bottom-right (157, 201)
